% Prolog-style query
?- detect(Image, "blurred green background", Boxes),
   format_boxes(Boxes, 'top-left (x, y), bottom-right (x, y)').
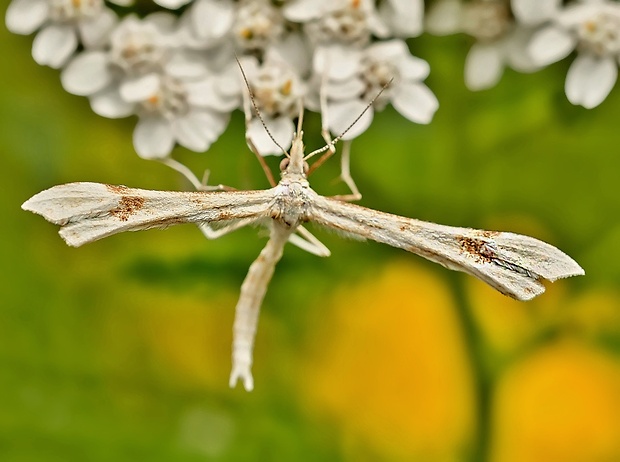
top-left (2, 14), bottom-right (620, 462)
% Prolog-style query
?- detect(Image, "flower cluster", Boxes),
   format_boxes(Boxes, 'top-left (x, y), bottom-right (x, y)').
top-left (427, 0), bottom-right (620, 108)
top-left (6, 0), bottom-right (620, 164)
top-left (6, 0), bottom-right (434, 161)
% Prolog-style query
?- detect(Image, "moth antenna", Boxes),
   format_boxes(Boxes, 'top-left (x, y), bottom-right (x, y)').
top-left (306, 77), bottom-right (394, 160)
top-left (235, 55), bottom-right (289, 158)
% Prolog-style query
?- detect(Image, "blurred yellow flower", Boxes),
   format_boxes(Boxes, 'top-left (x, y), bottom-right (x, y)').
top-left (490, 339), bottom-right (620, 462)
top-left (299, 259), bottom-right (476, 461)
top-left (465, 273), bottom-right (566, 356)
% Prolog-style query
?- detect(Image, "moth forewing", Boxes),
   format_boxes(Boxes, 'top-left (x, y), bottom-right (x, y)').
top-left (309, 196), bottom-right (584, 301)
top-left (488, 232), bottom-right (585, 282)
top-left (22, 182), bottom-right (275, 247)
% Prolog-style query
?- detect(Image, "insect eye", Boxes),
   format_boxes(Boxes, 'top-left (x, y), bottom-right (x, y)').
top-left (279, 158), bottom-right (290, 171)
top-left (303, 161), bottom-right (309, 175)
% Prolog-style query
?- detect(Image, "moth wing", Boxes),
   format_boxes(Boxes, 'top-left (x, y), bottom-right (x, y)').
top-left (490, 232), bottom-right (584, 282)
top-left (310, 196), bottom-right (583, 301)
top-left (23, 182), bottom-right (273, 247)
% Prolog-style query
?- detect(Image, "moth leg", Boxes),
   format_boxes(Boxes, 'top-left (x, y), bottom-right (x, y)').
top-left (307, 71), bottom-right (337, 176)
top-left (159, 157), bottom-right (236, 192)
top-left (159, 157), bottom-right (203, 190)
top-left (330, 140), bottom-right (362, 202)
top-left (198, 217), bottom-right (257, 240)
top-left (289, 226), bottom-right (331, 257)
top-left (230, 224), bottom-right (291, 391)
top-left (308, 74), bottom-right (361, 202)
top-left (199, 169), bottom-right (237, 192)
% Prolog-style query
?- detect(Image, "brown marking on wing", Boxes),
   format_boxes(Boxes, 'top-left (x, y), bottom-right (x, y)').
top-left (457, 236), bottom-right (496, 263)
top-left (105, 184), bottom-right (131, 194)
top-left (110, 196), bottom-right (145, 221)
top-left (478, 230), bottom-right (500, 238)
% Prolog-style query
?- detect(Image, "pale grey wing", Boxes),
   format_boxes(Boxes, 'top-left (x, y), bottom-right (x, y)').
top-left (22, 182), bottom-right (274, 247)
top-left (309, 196), bottom-right (584, 301)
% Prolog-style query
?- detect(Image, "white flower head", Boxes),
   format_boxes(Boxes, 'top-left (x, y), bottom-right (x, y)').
top-left (60, 14), bottom-right (189, 99)
top-left (6, 0), bottom-right (119, 68)
top-left (528, 0), bottom-right (620, 108)
top-left (241, 54), bottom-right (306, 156)
top-left (285, 0), bottom-right (389, 47)
top-left (58, 13), bottom-right (228, 158)
top-left (315, 40), bottom-right (438, 139)
top-left (130, 73), bottom-right (231, 159)
top-left (427, 0), bottom-right (541, 90)
top-left (232, 0), bottom-right (286, 52)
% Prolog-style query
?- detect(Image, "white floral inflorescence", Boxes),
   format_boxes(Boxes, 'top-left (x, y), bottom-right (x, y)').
top-left (6, 0), bottom-right (619, 157)
top-left (527, 0), bottom-right (620, 108)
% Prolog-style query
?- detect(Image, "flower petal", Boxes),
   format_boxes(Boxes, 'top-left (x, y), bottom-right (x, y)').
top-left (282, 0), bottom-right (330, 22)
top-left (528, 25), bottom-right (576, 66)
top-left (325, 77), bottom-right (365, 100)
top-left (61, 51), bottom-right (112, 96)
top-left (165, 49), bottom-right (208, 78)
top-left (90, 87), bottom-right (135, 118)
top-left (191, 0), bottom-right (235, 41)
top-left (133, 117), bottom-right (175, 159)
top-left (172, 114), bottom-right (211, 152)
top-left (314, 45), bottom-right (362, 81)
top-left (425, 0), bottom-right (463, 35)
top-left (267, 32), bottom-right (312, 78)
top-left (565, 54), bottom-right (617, 109)
top-left (247, 116), bottom-right (293, 156)
top-left (505, 28), bottom-right (540, 73)
top-left (378, 0), bottom-right (424, 37)
top-left (32, 24), bottom-right (78, 68)
top-left (172, 109), bottom-right (228, 152)
top-left (556, 3), bottom-right (601, 29)
top-left (327, 99), bottom-right (374, 140)
top-left (78, 7), bottom-right (117, 48)
top-left (5, 0), bottom-right (49, 35)
top-left (464, 43), bottom-right (504, 91)
top-left (391, 82), bottom-right (438, 124)
top-left (511, 0), bottom-right (560, 26)
top-left (365, 40), bottom-right (430, 81)
top-left (186, 78), bottom-right (239, 112)
top-left (120, 74), bottom-right (161, 103)
top-left (154, 0), bottom-right (192, 8)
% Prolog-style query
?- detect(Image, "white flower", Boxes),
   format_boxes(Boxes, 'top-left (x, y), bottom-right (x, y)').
top-left (528, 0), bottom-right (620, 108)
top-left (232, 0), bottom-right (285, 52)
top-left (511, 0), bottom-right (561, 26)
top-left (5, 0), bottom-right (118, 68)
top-left (284, 0), bottom-right (389, 47)
top-left (240, 55), bottom-right (306, 156)
top-left (60, 14), bottom-right (229, 158)
top-left (427, 0), bottom-right (540, 90)
top-left (314, 40), bottom-right (438, 139)
top-left (377, 0), bottom-right (425, 38)
top-left (180, 0), bottom-right (235, 48)
top-left (61, 14), bottom-right (197, 102)
top-left (129, 73), bottom-right (231, 159)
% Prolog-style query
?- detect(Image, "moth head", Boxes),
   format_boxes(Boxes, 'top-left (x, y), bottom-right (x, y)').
top-left (279, 156), bottom-right (309, 176)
